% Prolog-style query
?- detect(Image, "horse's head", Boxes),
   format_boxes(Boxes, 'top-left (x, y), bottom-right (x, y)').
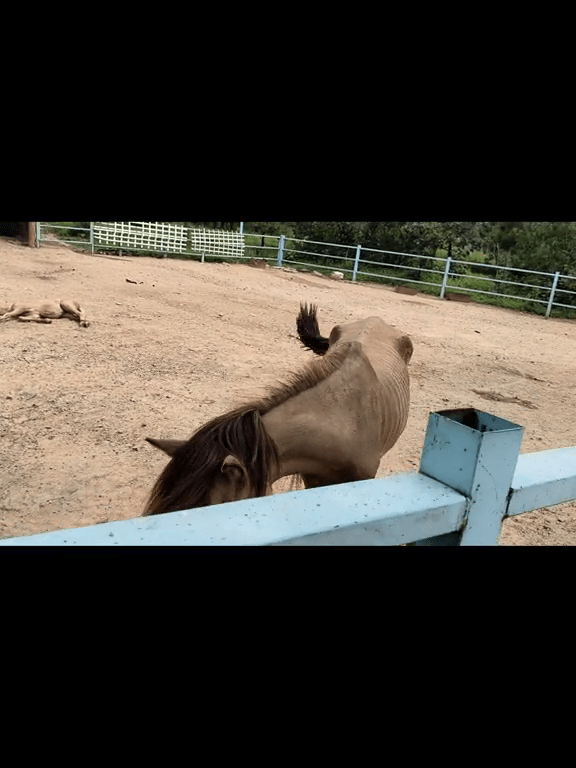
top-left (145, 438), bottom-right (254, 510)
top-left (210, 454), bottom-right (254, 504)
top-left (143, 410), bottom-right (278, 516)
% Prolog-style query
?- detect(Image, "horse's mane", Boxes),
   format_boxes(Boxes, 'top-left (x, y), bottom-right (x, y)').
top-left (143, 342), bottom-right (354, 515)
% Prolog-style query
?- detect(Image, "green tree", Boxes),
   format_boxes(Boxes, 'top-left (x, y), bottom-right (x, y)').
top-left (510, 222), bottom-right (576, 272)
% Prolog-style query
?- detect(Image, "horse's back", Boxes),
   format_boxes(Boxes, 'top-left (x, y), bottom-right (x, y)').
top-left (324, 316), bottom-right (412, 457)
top-left (328, 316), bottom-right (413, 364)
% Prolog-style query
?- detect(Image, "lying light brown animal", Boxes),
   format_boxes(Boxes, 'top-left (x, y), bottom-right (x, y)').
top-left (0, 299), bottom-right (89, 327)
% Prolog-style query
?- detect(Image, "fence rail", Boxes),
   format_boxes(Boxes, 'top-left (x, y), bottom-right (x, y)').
top-left (1, 409), bottom-right (574, 546)
top-left (35, 223), bottom-right (576, 318)
top-left (94, 222), bottom-right (188, 253)
top-left (36, 222), bottom-right (92, 249)
top-left (38, 222), bottom-right (246, 261)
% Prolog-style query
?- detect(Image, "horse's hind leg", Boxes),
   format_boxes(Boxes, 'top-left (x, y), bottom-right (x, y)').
top-left (0, 304), bottom-right (25, 322)
top-left (59, 300), bottom-right (89, 327)
top-left (17, 312), bottom-right (51, 323)
top-left (1, 306), bottom-right (50, 323)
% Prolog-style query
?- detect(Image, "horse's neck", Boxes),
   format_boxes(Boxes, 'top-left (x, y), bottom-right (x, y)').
top-left (261, 360), bottom-right (369, 481)
top-left (262, 387), bottom-right (339, 481)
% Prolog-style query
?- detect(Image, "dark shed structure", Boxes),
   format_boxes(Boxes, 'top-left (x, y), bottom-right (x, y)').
top-left (0, 222), bottom-right (37, 246)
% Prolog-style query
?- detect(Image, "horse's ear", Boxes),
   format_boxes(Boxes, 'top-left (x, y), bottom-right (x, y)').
top-left (396, 334), bottom-right (414, 363)
top-left (145, 437), bottom-right (187, 456)
top-left (221, 454), bottom-right (248, 479)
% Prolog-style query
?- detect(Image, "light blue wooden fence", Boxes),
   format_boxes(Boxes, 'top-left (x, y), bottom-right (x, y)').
top-left (1, 409), bottom-right (575, 546)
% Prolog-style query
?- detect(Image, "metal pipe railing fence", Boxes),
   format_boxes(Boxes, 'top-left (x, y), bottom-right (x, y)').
top-left (36, 223), bottom-right (576, 318)
top-left (552, 274), bottom-right (576, 310)
top-left (280, 236), bottom-right (358, 274)
top-left (37, 223), bottom-right (93, 251)
top-left (354, 248), bottom-right (446, 291)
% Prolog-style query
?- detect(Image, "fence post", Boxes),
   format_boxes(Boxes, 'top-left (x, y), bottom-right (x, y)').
top-left (439, 256), bottom-right (451, 299)
top-left (277, 234), bottom-right (285, 267)
top-left (352, 244), bottom-right (362, 282)
top-left (414, 408), bottom-right (524, 545)
top-left (239, 222), bottom-right (244, 235)
top-left (545, 272), bottom-right (560, 318)
top-left (90, 222), bottom-right (94, 254)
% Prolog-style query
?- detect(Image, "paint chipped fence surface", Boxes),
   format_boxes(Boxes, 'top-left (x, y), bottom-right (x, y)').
top-left (2, 409), bottom-right (575, 546)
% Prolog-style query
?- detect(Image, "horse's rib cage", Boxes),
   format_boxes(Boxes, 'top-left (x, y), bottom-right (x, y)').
top-left (93, 222), bottom-right (245, 258)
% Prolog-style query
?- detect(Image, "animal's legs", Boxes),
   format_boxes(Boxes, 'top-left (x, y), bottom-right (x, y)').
top-left (1, 306), bottom-right (52, 323)
top-left (0, 305), bottom-right (29, 322)
top-left (17, 313), bottom-right (51, 323)
top-left (301, 475), bottom-right (329, 490)
top-left (301, 467), bottom-right (377, 490)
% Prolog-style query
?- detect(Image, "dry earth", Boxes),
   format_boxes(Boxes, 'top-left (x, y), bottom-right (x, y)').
top-left (1, 237), bottom-right (575, 545)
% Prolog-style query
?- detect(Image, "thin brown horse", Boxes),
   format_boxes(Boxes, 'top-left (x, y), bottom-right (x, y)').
top-left (0, 299), bottom-right (89, 327)
top-left (143, 303), bottom-right (413, 515)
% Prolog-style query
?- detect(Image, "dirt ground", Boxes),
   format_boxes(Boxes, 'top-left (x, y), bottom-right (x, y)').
top-left (1, 237), bottom-right (575, 545)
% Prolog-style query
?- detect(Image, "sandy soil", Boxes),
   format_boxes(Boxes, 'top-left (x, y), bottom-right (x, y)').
top-left (1, 237), bottom-right (575, 545)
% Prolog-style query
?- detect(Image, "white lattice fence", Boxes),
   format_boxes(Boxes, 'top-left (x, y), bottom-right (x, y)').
top-left (188, 227), bottom-right (245, 259)
top-left (94, 222), bottom-right (188, 253)
top-left (92, 222), bottom-right (245, 259)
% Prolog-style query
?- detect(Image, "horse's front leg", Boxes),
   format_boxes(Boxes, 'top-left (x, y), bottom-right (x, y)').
top-left (301, 467), bottom-right (376, 490)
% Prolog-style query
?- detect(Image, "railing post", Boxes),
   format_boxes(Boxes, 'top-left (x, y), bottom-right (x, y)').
top-left (352, 244), bottom-right (362, 282)
top-left (545, 271), bottom-right (560, 318)
top-left (28, 222), bottom-right (37, 248)
top-left (440, 256), bottom-right (451, 299)
top-left (277, 234), bottom-right (285, 267)
top-left (415, 408), bottom-right (524, 545)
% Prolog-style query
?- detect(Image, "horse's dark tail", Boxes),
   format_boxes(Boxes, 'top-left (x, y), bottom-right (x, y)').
top-left (296, 303), bottom-right (330, 355)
